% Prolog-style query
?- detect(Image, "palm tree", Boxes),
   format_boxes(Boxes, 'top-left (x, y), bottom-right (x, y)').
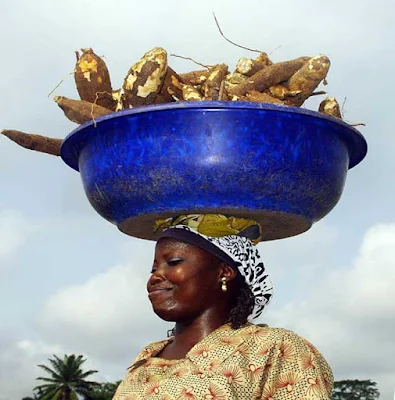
top-left (34, 354), bottom-right (98, 400)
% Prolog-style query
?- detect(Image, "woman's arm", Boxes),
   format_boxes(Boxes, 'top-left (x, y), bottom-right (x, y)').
top-left (260, 329), bottom-right (333, 399)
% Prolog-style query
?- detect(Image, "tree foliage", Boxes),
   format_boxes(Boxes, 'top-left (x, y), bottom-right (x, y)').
top-left (33, 354), bottom-right (98, 400)
top-left (332, 379), bottom-right (380, 400)
top-left (84, 381), bottom-right (122, 400)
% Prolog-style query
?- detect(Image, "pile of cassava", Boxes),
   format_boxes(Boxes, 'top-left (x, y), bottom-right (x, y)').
top-left (1, 47), bottom-right (344, 157)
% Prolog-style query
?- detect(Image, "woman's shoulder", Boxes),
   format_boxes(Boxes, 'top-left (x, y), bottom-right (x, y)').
top-left (241, 324), bottom-right (331, 370)
top-left (238, 324), bottom-right (326, 356)
top-left (237, 324), bottom-right (333, 396)
top-left (241, 323), bottom-right (312, 340)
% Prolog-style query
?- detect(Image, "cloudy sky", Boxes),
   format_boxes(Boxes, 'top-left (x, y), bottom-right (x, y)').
top-left (1, 0), bottom-right (394, 398)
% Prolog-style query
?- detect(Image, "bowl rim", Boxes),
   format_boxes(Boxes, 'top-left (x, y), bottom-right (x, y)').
top-left (60, 100), bottom-right (367, 171)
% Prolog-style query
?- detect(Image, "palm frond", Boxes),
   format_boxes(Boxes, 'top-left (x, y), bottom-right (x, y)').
top-left (52, 354), bottom-right (64, 365)
top-left (75, 354), bottom-right (85, 364)
top-left (35, 377), bottom-right (58, 383)
top-left (40, 387), bottom-right (61, 400)
top-left (36, 365), bottom-right (63, 383)
top-left (76, 369), bottom-right (98, 379)
top-left (37, 364), bottom-right (57, 376)
top-left (34, 383), bottom-right (58, 391)
top-left (48, 355), bottom-right (63, 374)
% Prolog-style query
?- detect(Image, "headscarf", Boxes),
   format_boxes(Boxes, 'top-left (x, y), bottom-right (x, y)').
top-left (155, 214), bottom-right (262, 244)
top-left (155, 215), bottom-right (273, 319)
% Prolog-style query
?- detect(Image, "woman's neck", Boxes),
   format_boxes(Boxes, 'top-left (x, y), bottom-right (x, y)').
top-left (176, 312), bottom-right (228, 344)
top-left (160, 309), bottom-right (229, 360)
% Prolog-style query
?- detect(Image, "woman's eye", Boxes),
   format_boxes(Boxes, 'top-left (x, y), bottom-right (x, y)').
top-left (167, 258), bottom-right (183, 266)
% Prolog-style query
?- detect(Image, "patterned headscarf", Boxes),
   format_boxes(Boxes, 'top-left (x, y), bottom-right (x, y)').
top-left (157, 223), bottom-right (273, 319)
top-left (154, 214), bottom-right (263, 244)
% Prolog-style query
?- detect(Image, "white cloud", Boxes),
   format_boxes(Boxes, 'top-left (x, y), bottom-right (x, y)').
top-left (40, 262), bottom-right (171, 365)
top-left (42, 264), bottom-right (146, 334)
top-left (264, 223), bottom-right (395, 399)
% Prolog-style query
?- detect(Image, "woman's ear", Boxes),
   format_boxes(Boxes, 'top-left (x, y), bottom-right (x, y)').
top-left (219, 263), bottom-right (237, 282)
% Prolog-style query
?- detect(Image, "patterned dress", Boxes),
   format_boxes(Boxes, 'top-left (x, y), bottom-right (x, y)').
top-left (113, 323), bottom-right (333, 399)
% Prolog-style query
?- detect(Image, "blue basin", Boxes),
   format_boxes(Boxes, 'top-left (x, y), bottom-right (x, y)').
top-left (60, 101), bottom-right (367, 241)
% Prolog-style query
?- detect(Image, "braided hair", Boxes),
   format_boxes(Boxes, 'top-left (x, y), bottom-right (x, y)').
top-left (228, 272), bottom-right (255, 329)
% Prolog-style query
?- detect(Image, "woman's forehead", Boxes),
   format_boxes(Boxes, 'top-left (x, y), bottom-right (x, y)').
top-left (156, 236), bottom-right (188, 246)
top-left (155, 237), bottom-right (197, 252)
top-left (155, 237), bottom-right (218, 260)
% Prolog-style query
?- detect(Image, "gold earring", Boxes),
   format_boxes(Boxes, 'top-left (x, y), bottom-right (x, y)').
top-left (221, 276), bottom-right (227, 292)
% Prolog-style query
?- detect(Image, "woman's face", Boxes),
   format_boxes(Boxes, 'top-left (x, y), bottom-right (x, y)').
top-left (147, 238), bottom-right (225, 321)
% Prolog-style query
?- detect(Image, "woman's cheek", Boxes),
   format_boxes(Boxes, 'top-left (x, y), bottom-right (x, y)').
top-left (167, 266), bottom-right (189, 282)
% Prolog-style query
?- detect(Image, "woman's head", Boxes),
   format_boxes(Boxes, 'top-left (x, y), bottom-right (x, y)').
top-left (147, 226), bottom-right (272, 328)
top-left (147, 237), bottom-right (239, 323)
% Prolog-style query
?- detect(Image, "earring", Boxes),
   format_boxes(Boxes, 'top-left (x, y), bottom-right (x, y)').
top-left (221, 276), bottom-right (227, 292)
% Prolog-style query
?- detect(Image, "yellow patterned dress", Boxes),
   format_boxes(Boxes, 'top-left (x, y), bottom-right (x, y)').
top-left (113, 324), bottom-right (333, 400)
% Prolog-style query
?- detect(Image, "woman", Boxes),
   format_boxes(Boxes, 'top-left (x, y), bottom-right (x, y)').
top-left (113, 217), bottom-right (333, 400)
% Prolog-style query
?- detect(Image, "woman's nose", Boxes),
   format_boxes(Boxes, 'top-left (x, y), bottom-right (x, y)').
top-left (148, 265), bottom-right (166, 286)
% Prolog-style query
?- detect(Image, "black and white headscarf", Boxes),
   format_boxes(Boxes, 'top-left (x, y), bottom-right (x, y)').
top-left (161, 225), bottom-right (273, 319)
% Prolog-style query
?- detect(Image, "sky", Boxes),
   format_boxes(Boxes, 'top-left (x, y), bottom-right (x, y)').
top-left (0, 0), bottom-right (394, 398)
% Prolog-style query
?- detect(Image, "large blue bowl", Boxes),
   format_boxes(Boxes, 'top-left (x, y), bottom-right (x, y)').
top-left (61, 101), bottom-right (367, 241)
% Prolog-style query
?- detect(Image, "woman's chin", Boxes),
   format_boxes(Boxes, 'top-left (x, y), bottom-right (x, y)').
top-left (151, 304), bottom-right (178, 321)
top-left (151, 304), bottom-right (190, 322)
top-left (153, 307), bottom-right (177, 322)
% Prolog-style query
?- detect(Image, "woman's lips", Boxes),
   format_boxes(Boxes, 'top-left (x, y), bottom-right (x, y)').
top-left (148, 287), bottom-right (172, 300)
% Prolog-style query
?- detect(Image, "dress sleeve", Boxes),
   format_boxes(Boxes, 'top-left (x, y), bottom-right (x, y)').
top-left (112, 377), bottom-right (128, 400)
top-left (260, 329), bottom-right (333, 399)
